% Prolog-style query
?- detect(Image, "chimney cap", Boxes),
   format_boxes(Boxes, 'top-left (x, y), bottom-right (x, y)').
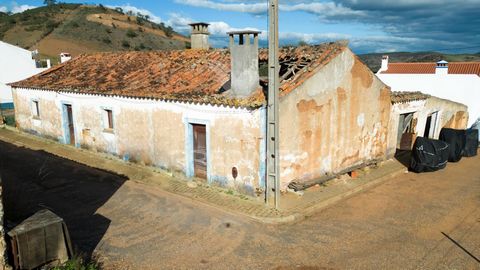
top-left (437, 60), bottom-right (448, 64)
top-left (227, 30), bottom-right (261, 35)
top-left (189, 22), bottom-right (210, 26)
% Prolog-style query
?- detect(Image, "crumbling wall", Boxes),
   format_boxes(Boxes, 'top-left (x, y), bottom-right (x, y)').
top-left (426, 97), bottom-right (468, 133)
top-left (12, 88), bottom-right (63, 141)
top-left (279, 48), bottom-right (392, 190)
top-left (11, 88), bottom-right (263, 195)
top-left (386, 96), bottom-right (468, 154)
top-left (387, 100), bottom-right (426, 156)
top-left (208, 108), bottom-right (264, 195)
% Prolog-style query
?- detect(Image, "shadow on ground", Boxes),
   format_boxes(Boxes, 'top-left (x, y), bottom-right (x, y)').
top-left (0, 141), bottom-right (128, 261)
top-left (394, 149), bottom-right (411, 168)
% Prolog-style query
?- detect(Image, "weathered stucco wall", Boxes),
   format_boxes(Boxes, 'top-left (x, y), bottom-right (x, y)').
top-left (387, 97), bottom-right (468, 154)
top-left (279, 49), bottom-right (391, 189)
top-left (12, 89), bottom-right (63, 141)
top-left (12, 88), bottom-right (264, 195)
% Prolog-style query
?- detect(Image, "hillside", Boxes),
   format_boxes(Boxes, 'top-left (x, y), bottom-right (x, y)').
top-left (359, 52), bottom-right (480, 72)
top-left (0, 4), bottom-right (189, 64)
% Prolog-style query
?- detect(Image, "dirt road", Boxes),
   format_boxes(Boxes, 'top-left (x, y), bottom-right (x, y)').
top-left (1, 140), bottom-right (479, 269)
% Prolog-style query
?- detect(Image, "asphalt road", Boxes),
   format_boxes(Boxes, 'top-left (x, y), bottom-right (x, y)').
top-left (1, 141), bottom-right (479, 269)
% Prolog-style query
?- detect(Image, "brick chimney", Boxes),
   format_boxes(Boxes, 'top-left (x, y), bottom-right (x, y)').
top-left (227, 31), bottom-right (260, 97)
top-left (189, 23), bottom-right (210, 50)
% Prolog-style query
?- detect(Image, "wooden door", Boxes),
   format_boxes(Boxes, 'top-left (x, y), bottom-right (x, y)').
top-left (193, 124), bottom-right (207, 179)
top-left (66, 105), bottom-right (75, 145)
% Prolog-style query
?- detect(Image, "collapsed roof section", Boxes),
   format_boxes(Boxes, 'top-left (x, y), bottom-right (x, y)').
top-left (11, 42), bottom-right (347, 108)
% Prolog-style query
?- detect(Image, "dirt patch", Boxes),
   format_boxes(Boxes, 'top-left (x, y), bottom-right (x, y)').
top-left (86, 13), bottom-right (188, 42)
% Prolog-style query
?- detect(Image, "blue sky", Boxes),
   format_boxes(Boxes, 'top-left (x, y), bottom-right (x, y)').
top-left (1, 0), bottom-right (479, 54)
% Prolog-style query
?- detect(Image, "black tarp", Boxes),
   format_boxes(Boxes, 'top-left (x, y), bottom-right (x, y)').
top-left (472, 118), bottom-right (480, 140)
top-left (410, 137), bottom-right (449, 173)
top-left (464, 129), bottom-right (479, 157)
top-left (439, 128), bottom-right (466, 162)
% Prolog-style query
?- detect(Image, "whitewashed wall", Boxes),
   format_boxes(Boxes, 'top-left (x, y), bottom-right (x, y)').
top-left (0, 42), bottom-right (47, 103)
top-left (12, 88), bottom-right (266, 195)
top-left (377, 73), bottom-right (480, 126)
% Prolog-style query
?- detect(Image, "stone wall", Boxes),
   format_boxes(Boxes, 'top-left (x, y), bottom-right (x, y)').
top-left (279, 48), bottom-right (392, 189)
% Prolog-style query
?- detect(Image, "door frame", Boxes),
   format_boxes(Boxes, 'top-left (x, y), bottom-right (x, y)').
top-left (61, 102), bottom-right (77, 147)
top-left (184, 118), bottom-right (211, 183)
top-left (425, 111), bottom-right (440, 139)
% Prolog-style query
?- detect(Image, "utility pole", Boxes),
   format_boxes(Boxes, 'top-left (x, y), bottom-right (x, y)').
top-left (267, 0), bottom-right (280, 209)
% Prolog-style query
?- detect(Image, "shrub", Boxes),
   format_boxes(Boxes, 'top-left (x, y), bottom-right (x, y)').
top-left (126, 29), bottom-right (137, 38)
top-left (135, 16), bottom-right (144, 25)
top-left (51, 257), bottom-right (99, 270)
top-left (102, 37), bottom-right (111, 44)
top-left (121, 40), bottom-right (130, 48)
top-left (164, 26), bottom-right (174, 37)
top-left (71, 21), bottom-right (79, 28)
top-left (114, 7), bottom-right (124, 14)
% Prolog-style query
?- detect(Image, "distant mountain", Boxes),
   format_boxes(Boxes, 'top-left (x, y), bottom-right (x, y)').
top-left (359, 52), bottom-right (480, 73)
top-left (0, 4), bottom-right (189, 64)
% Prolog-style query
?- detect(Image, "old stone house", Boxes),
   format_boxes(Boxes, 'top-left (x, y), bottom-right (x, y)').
top-left (388, 92), bottom-right (468, 152)
top-left (11, 29), bottom-right (394, 198)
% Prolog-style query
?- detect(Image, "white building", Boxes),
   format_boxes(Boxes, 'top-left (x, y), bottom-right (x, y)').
top-left (376, 56), bottom-right (480, 127)
top-left (0, 41), bottom-right (49, 108)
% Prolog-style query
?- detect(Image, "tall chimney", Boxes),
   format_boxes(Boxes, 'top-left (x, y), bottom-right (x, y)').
top-left (435, 60), bottom-right (448, 75)
top-left (378, 55), bottom-right (389, 73)
top-left (227, 30), bottom-right (260, 97)
top-left (189, 23), bottom-right (210, 50)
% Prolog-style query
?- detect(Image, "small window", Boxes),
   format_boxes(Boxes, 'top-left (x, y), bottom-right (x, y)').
top-left (32, 100), bottom-right (40, 118)
top-left (104, 109), bottom-right (114, 130)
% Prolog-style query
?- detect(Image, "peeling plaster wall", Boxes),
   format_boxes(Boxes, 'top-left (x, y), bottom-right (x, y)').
top-left (387, 97), bottom-right (468, 154)
top-left (12, 88), bottom-right (264, 195)
top-left (279, 49), bottom-right (391, 189)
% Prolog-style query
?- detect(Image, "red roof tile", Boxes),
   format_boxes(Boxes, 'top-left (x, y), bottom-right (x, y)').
top-left (11, 42), bottom-right (347, 108)
top-left (381, 62), bottom-right (480, 76)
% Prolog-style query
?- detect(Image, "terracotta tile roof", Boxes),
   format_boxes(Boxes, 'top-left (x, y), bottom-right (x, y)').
top-left (381, 62), bottom-right (480, 76)
top-left (11, 42), bottom-right (347, 108)
top-left (390, 91), bottom-right (430, 104)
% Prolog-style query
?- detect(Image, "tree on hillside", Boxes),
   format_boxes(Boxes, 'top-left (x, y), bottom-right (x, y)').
top-left (44, 0), bottom-right (57, 6)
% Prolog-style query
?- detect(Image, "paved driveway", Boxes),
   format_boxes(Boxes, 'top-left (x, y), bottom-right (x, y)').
top-left (1, 140), bottom-right (479, 269)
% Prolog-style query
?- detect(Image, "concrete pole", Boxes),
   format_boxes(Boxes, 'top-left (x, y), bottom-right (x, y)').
top-left (267, 0), bottom-right (280, 208)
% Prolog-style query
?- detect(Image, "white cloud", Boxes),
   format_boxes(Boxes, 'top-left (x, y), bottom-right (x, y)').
top-left (165, 12), bottom-right (351, 48)
top-left (167, 12), bottom-right (261, 35)
top-left (10, 2), bottom-right (37, 13)
top-left (175, 0), bottom-right (363, 19)
top-left (280, 2), bottom-right (365, 19)
top-left (0, 6), bottom-right (8, 13)
top-left (166, 13), bottom-right (193, 31)
top-left (279, 32), bottom-right (350, 44)
top-left (106, 4), bottom-right (162, 24)
top-left (174, 0), bottom-right (267, 14)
